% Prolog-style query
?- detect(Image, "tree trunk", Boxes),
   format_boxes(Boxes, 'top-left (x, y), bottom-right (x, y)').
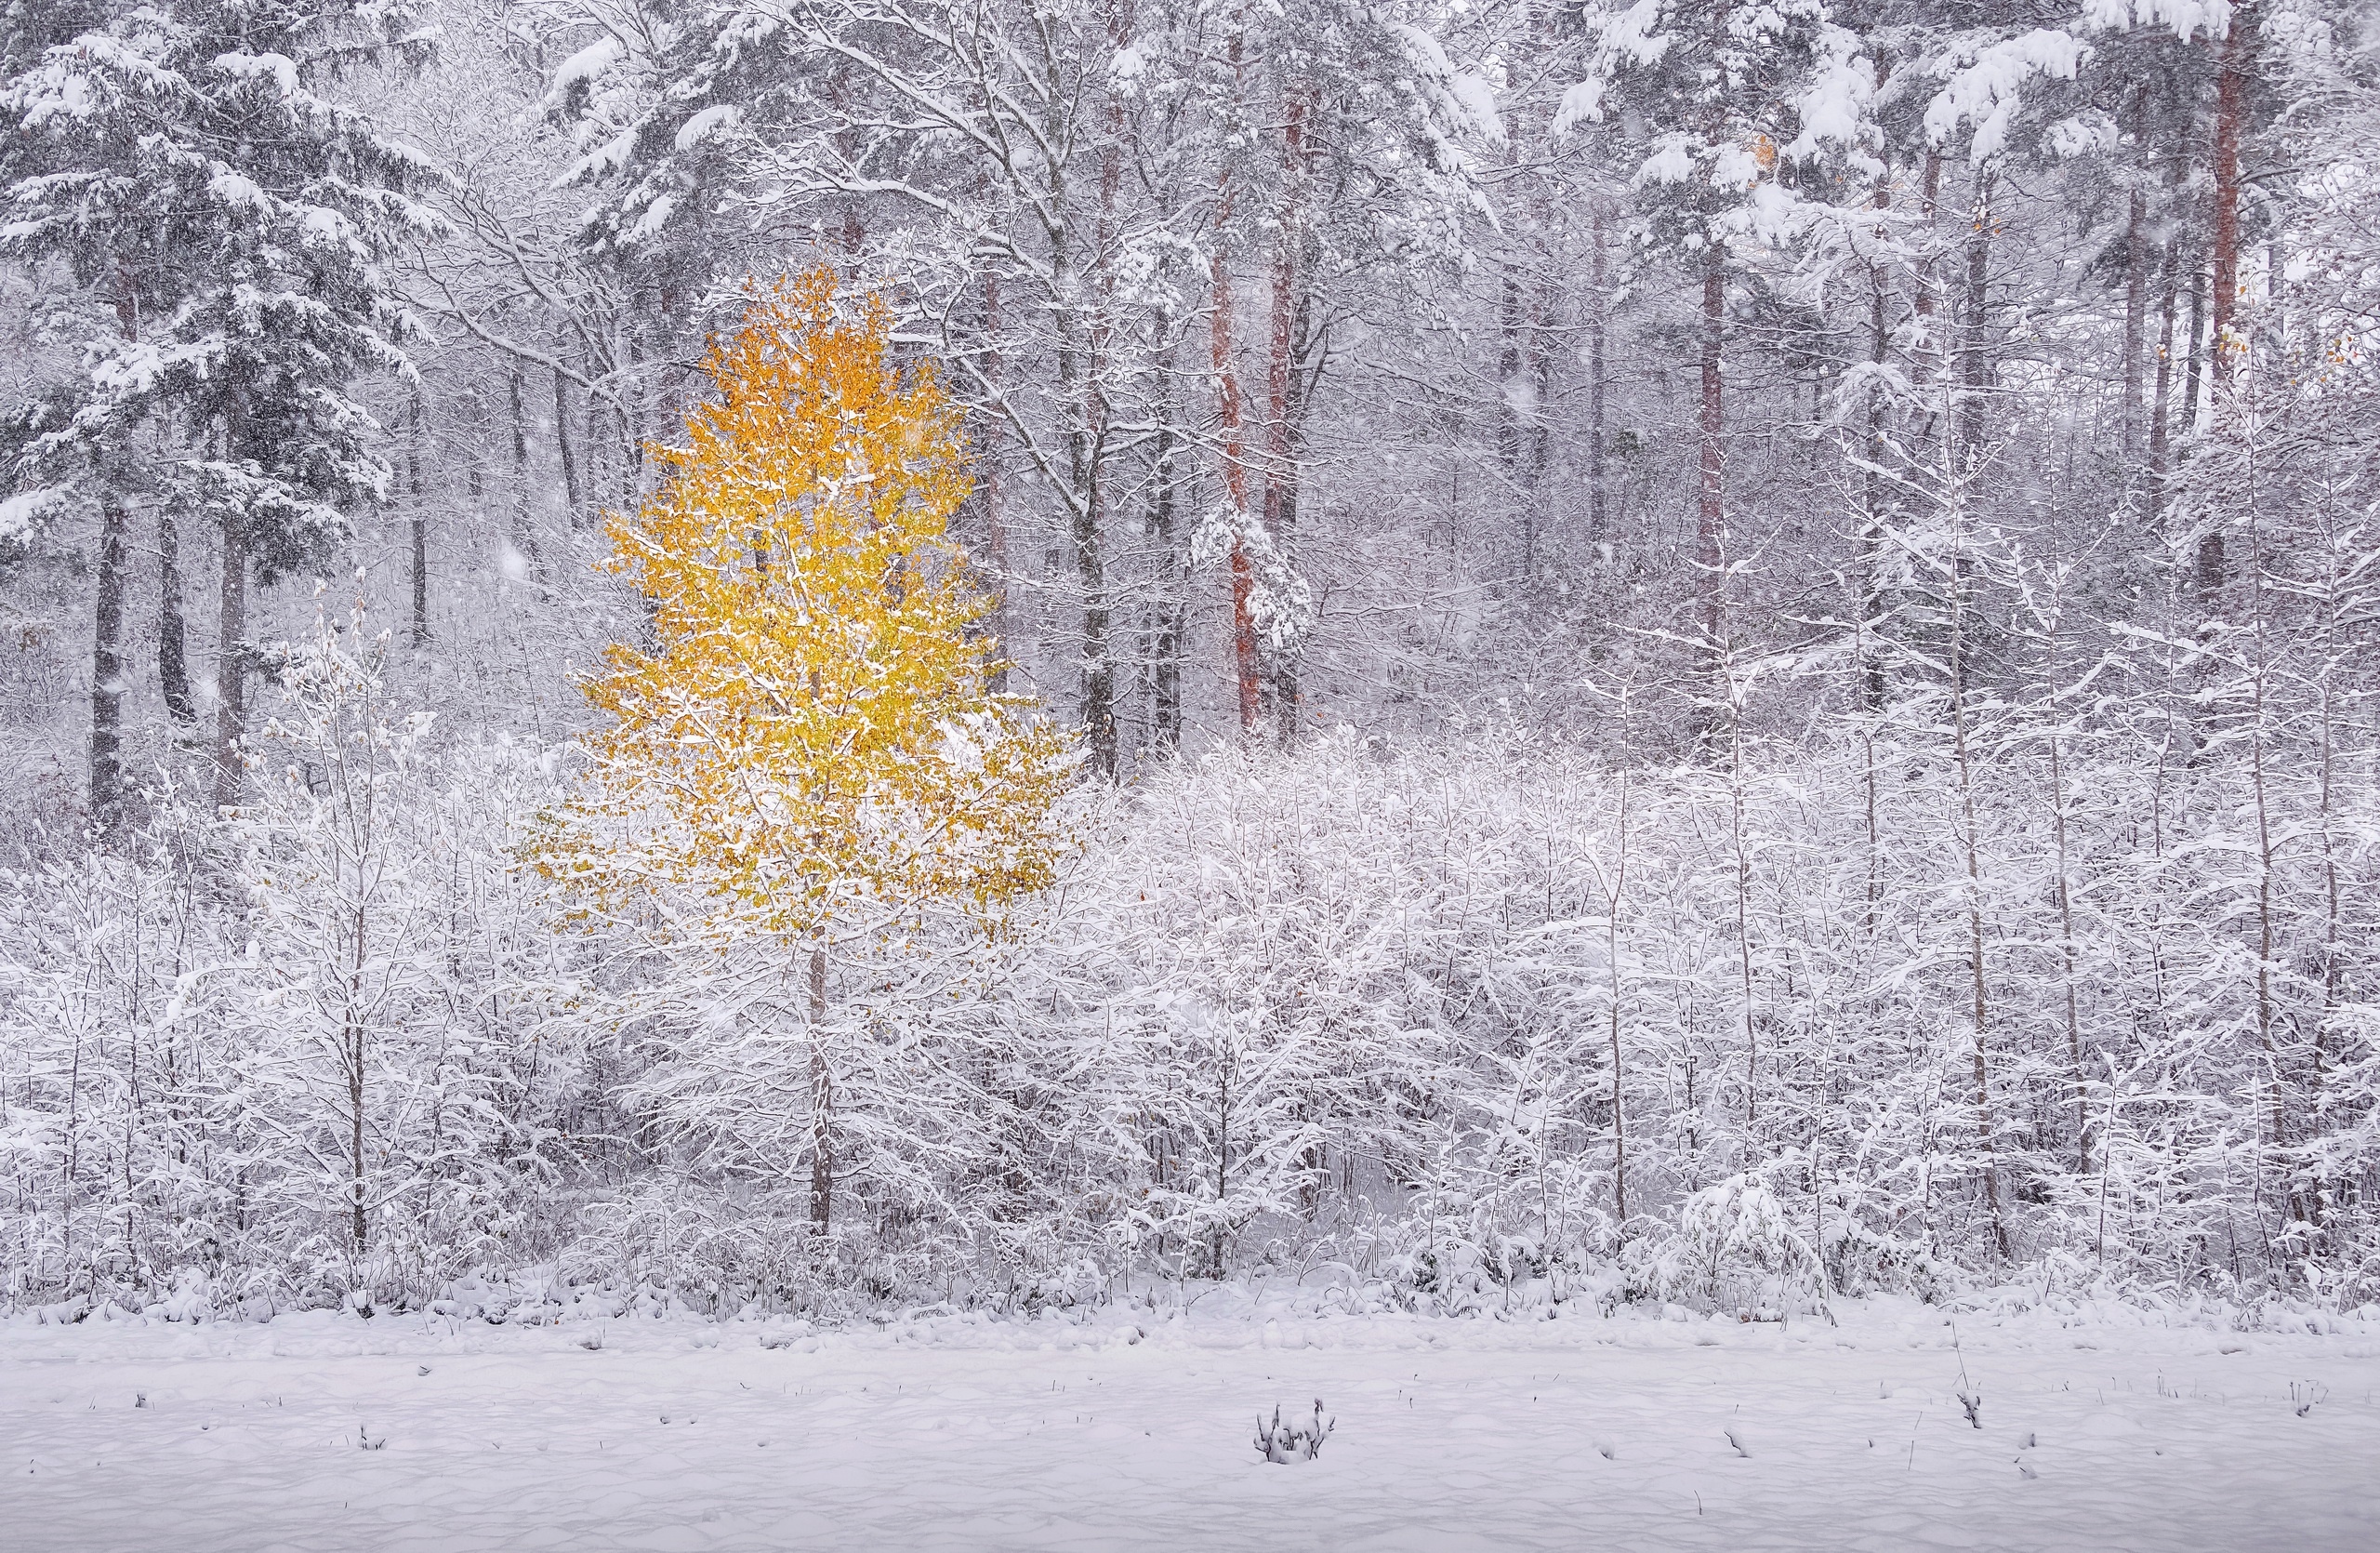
top-left (1956, 165), bottom-right (1997, 468)
top-left (2183, 255), bottom-right (2207, 438)
top-left (1500, 264), bottom-right (1528, 577)
top-left (1264, 93), bottom-right (1308, 747)
top-left (1858, 145), bottom-right (1894, 715)
top-left (2148, 242), bottom-right (2179, 524)
top-left (2200, 1), bottom-right (2256, 604)
top-left (211, 500), bottom-right (247, 812)
top-left (552, 344), bottom-right (583, 527)
top-left (409, 391), bottom-right (430, 646)
top-left (808, 945), bottom-right (832, 1240)
top-left (1912, 152), bottom-right (1946, 449)
top-left (1606, 767), bottom-right (1630, 1228)
top-left (1211, 157), bottom-right (1260, 734)
top-left (88, 497), bottom-right (130, 835)
top-left (1949, 516), bottom-right (2010, 1259)
top-left (1587, 204), bottom-right (1609, 543)
top-left (158, 507), bottom-right (194, 727)
top-left (348, 1014), bottom-right (367, 1254)
top-left (1150, 365), bottom-right (1183, 752)
top-left (1072, 0), bottom-right (1130, 780)
top-left (981, 271), bottom-right (1011, 695)
top-left (509, 357), bottom-right (547, 593)
top-left (2119, 86), bottom-right (2152, 474)
top-left (1696, 247), bottom-right (1726, 656)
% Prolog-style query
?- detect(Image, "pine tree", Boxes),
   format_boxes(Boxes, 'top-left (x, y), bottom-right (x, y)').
top-left (0, 0), bottom-right (440, 819)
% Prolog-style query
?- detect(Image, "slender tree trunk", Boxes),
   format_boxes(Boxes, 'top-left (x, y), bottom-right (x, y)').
top-left (2149, 243), bottom-right (2179, 523)
top-left (158, 507), bottom-right (193, 727)
top-left (981, 269), bottom-right (1010, 694)
top-left (1072, 0), bottom-right (1130, 779)
top-left (1587, 205), bottom-right (1609, 543)
top-left (1212, 151), bottom-right (1260, 734)
top-left (1858, 148), bottom-right (1894, 715)
top-left (1264, 93), bottom-right (1308, 747)
top-left (1500, 264), bottom-right (1529, 578)
top-left (88, 497), bottom-right (130, 835)
top-left (409, 392), bottom-right (430, 646)
top-left (1607, 761), bottom-right (1632, 1228)
top-left (1150, 363), bottom-right (1183, 752)
top-left (2183, 256), bottom-right (2208, 439)
top-left (1728, 696), bottom-right (1757, 1126)
top-left (553, 354), bottom-right (582, 528)
top-left (211, 477), bottom-right (248, 813)
top-left (509, 358), bottom-right (547, 592)
top-left (1913, 152), bottom-right (1946, 446)
top-left (1948, 512), bottom-right (2010, 1259)
top-left (91, 264), bottom-right (139, 830)
top-left (2242, 495), bottom-right (2291, 1232)
top-left (347, 1011), bottom-right (367, 1254)
top-left (2044, 623), bottom-right (2086, 1174)
top-left (2311, 572), bottom-right (2342, 1234)
top-left (2201, 2), bottom-right (2256, 604)
top-left (1956, 166), bottom-right (1997, 467)
top-left (1697, 247), bottom-right (1726, 657)
top-left (2120, 86), bottom-right (2151, 472)
top-left (809, 944), bottom-right (832, 1239)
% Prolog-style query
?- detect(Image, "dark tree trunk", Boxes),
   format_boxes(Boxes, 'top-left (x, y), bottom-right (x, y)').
top-left (409, 391), bottom-right (430, 646)
top-left (1213, 234), bottom-right (1259, 730)
top-left (2121, 186), bottom-right (2149, 469)
top-left (211, 508), bottom-right (247, 812)
top-left (1956, 166), bottom-right (1997, 467)
top-left (2200, 2), bottom-right (2257, 604)
top-left (980, 271), bottom-right (1010, 695)
top-left (1587, 205), bottom-right (1609, 543)
top-left (509, 357), bottom-right (547, 592)
top-left (1500, 265), bottom-right (1527, 576)
top-left (1150, 371), bottom-right (1184, 753)
top-left (2149, 243), bottom-right (2179, 524)
top-left (1697, 247), bottom-right (1726, 655)
top-left (1858, 154), bottom-right (1893, 716)
top-left (1265, 94), bottom-right (1309, 748)
top-left (552, 345), bottom-right (583, 528)
top-left (809, 945), bottom-right (832, 1240)
top-left (158, 507), bottom-right (194, 727)
top-left (88, 497), bottom-right (130, 835)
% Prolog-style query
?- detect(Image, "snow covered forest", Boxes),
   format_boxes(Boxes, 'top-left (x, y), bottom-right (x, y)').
top-left (3, 0), bottom-right (2379, 1326)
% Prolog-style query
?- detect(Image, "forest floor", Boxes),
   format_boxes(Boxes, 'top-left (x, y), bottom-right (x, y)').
top-left (2, 1293), bottom-right (2374, 1552)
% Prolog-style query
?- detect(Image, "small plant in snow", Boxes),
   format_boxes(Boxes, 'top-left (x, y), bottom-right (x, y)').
top-left (2291, 1381), bottom-right (2326, 1417)
top-left (1951, 1318), bottom-right (1982, 1427)
top-left (1255, 1399), bottom-right (1334, 1464)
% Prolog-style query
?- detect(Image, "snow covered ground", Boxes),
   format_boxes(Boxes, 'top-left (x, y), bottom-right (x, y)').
top-left (4, 1295), bottom-right (2375, 1552)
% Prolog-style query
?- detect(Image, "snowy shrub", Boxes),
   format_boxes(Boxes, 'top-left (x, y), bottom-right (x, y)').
top-left (1254, 1400), bottom-right (1335, 1464)
top-left (1633, 1173), bottom-right (1830, 1320)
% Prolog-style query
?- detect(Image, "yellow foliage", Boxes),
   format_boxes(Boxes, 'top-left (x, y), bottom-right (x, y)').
top-left (562, 270), bottom-right (1073, 938)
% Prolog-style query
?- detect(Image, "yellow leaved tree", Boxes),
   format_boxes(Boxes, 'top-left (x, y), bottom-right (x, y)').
top-left (564, 270), bottom-right (1073, 1236)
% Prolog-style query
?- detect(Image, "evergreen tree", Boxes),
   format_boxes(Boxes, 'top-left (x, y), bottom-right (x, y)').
top-left (0, 0), bottom-right (440, 819)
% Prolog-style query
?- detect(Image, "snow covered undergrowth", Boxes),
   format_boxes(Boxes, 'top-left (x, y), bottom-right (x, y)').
top-left (5, 1298), bottom-right (2375, 1551)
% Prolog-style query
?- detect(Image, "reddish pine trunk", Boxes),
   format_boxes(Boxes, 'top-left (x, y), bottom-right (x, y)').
top-left (1212, 174), bottom-right (1259, 732)
top-left (1263, 94), bottom-right (1307, 745)
top-left (2201, 2), bottom-right (2256, 600)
